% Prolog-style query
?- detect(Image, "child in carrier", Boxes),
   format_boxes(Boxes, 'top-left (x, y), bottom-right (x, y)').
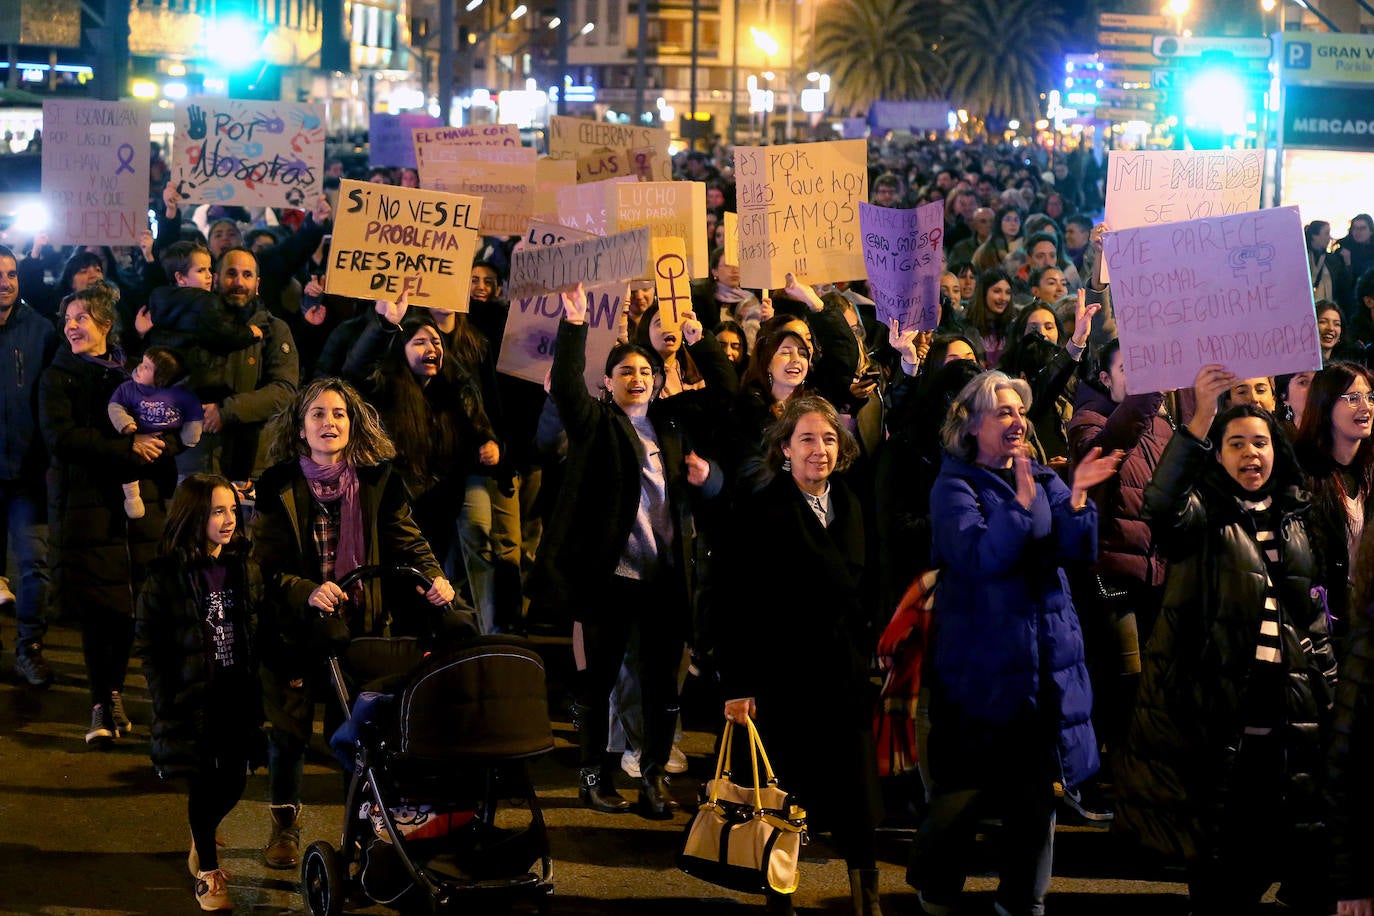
top-left (135, 474), bottom-right (265, 913)
top-left (108, 346), bottom-right (204, 518)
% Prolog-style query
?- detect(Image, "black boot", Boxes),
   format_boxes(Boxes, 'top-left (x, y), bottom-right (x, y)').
top-left (637, 766), bottom-right (675, 820)
top-left (849, 868), bottom-right (883, 916)
top-left (579, 767), bottom-right (631, 813)
top-left (764, 889), bottom-right (797, 914)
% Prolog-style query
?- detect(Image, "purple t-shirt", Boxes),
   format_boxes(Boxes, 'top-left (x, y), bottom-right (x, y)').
top-left (110, 380), bottom-right (204, 433)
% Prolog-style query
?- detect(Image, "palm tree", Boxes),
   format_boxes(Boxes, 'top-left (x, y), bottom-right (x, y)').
top-left (807, 0), bottom-right (945, 116)
top-left (938, 0), bottom-right (1068, 123)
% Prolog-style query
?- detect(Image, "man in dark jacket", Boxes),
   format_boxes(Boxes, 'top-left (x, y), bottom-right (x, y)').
top-left (176, 248), bottom-right (299, 482)
top-left (0, 246), bottom-right (58, 684)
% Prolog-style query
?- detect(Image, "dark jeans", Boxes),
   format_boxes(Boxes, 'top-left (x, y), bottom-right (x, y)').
top-left (0, 477), bottom-right (49, 648)
top-left (574, 574), bottom-right (685, 775)
top-left (908, 769), bottom-right (1058, 916)
top-left (82, 608), bottom-right (133, 707)
top-left (189, 757), bottom-right (249, 872)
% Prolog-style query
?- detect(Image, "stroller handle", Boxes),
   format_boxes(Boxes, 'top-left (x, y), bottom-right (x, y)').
top-left (320, 565), bottom-right (439, 718)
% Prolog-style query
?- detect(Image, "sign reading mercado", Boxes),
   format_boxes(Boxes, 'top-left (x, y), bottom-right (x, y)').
top-left (1283, 85), bottom-right (1374, 152)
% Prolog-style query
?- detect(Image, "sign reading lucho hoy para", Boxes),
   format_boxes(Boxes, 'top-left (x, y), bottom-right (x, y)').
top-left (326, 179), bottom-right (484, 310)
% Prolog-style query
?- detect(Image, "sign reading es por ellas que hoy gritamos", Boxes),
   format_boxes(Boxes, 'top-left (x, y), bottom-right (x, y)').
top-left (736, 140), bottom-right (868, 290)
top-left (1104, 206), bottom-right (1320, 395)
top-left (172, 98), bottom-right (326, 208)
top-left (41, 99), bottom-right (151, 246)
top-left (859, 200), bottom-right (945, 333)
top-left (326, 179), bottom-right (484, 310)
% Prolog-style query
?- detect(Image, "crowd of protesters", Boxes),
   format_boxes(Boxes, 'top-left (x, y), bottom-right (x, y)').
top-left (4, 132), bottom-right (1374, 916)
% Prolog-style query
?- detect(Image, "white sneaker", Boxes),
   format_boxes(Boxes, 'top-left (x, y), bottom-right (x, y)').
top-left (194, 868), bottom-right (231, 911)
top-left (0, 576), bottom-right (14, 606)
top-left (620, 749), bottom-right (642, 778)
top-left (665, 744), bottom-right (689, 774)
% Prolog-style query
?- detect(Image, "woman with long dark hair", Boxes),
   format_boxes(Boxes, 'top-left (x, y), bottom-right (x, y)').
top-left (1294, 362), bottom-right (1374, 640)
top-left (136, 473), bottom-right (264, 912)
top-left (971, 206), bottom-right (1024, 272)
top-left (966, 268), bottom-right (1016, 369)
top-left (1117, 365), bottom-right (1337, 913)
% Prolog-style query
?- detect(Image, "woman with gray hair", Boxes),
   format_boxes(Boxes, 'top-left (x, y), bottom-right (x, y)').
top-left (906, 370), bottom-right (1120, 916)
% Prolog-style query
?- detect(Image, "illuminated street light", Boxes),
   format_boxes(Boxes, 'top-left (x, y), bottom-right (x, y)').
top-left (579, 21), bottom-right (594, 35)
top-left (751, 27), bottom-right (779, 57)
top-left (465, 0), bottom-right (482, 10)
top-left (1260, 0), bottom-right (1277, 10)
top-left (547, 16), bottom-right (561, 28)
top-left (511, 4), bottom-right (527, 20)
top-left (1166, 0), bottom-right (1189, 15)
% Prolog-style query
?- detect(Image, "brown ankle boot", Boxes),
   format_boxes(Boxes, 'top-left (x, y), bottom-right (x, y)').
top-left (263, 804), bottom-right (301, 869)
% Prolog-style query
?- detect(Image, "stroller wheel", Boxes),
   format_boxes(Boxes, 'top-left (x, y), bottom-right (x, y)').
top-left (301, 840), bottom-right (346, 916)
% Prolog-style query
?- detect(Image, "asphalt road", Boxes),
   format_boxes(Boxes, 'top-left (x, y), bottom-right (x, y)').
top-left (0, 618), bottom-right (1284, 916)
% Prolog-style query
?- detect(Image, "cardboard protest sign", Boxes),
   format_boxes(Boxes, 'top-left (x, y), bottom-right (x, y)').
top-left (1103, 205), bottom-right (1319, 395)
top-left (420, 146), bottom-right (536, 237)
top-left (524, 218), bottom-right (594, 248)
top-left (172, 97), bottom-right (325, 208)
top-left (412, 123), bottom-right (520, 168)
top-left (534, 157), bottom-right (576, 219)
top-left (41, 99), bottom-right (151, 246)
top-left (576, 149), bottom-right (634, 183)
top-left (498, 281), bottom-right (625, 395)
top-left (507, 226), bottom-right (651, 298)
top-left (650, 237), bottom-right (691, 334)
top-left (326, 178), bottom-right (483, 309)
top-left (858, 200), bottom-right (944, 332)
top-left (736, 140), bottom-right (868, 289)
top-left (556, 176), bottom-right (636, 235)
top-left (613, 181), bottom-right (708, 278)
top-left (722, 211), bottom-right (739, 266)
top-left (369, 112), bottom-right (443, 168)
top-left (547, 116), bottom-right (672, 181)
top-left (1103, 149), bottom-right (1264, 281)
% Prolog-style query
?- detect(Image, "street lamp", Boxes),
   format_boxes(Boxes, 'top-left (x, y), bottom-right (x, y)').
top-left (1165, 0), bottom-right (1189, 34)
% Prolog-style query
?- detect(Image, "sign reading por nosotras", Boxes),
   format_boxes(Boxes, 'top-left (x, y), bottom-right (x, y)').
top-left (507, 226), bottom-right (652, 298)
top-left (859, 200), bottom-right (944, 332)
top-left (1104, 206), bottom-right (1320, 395)
top-left (326, 178), bottom-right (484, 310)
top-left (41, 99), bottom-right (151, 246)
top-left (172, 97), bottom-right (326, 208)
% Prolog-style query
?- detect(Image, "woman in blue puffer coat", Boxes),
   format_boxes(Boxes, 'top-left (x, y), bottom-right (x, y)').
top-left (905, 369), bottom-right (1120, 916)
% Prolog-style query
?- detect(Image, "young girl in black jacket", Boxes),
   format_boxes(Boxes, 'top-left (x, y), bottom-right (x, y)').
top-left (136, 474), bottom-right (264, 913)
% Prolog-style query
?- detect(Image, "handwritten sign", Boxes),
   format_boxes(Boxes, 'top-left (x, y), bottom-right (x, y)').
top-left (859, 200), bottom-right (944, 332)
top-left (327, 178), bottom-right (483, 309)
top-left (1106, 150), bottom-right (1264, 227)
top-left (556, 176), bottom-right (636, 235)
top-left (507, 226), bottom-right (651, 298)
top-left (534, 156), bottom-right (576, 220)
top-left (723, 211), bottom-right (739, 267)
top-left (173, 97), bottom-right (325, 208)
top-left (547, 116), bottom-right (672, 181)
top-left (421, 146), bottom-right (536, 236)
top-left (1103, 205), bottom-right (1319, 395)
top-left (498, 281), bottom-right (625, 395)
top-left (651, 237), bottom-right (691, 334)
top-left (613, 181), bottom-right (708, 278)
top-left (736, 140), bottom-right (868, 289)
top-left (524, 218), bottom-right (594, 248)
top-left (412, 124), bottom-right (520, 169)
top-left (41, 99), bottom-right (150, 246)
top-left (369, 112), bottom-right (443, 168)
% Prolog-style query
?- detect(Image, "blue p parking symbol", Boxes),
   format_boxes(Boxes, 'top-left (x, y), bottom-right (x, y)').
top-left (1286, 41), bottom-right (1312, 69)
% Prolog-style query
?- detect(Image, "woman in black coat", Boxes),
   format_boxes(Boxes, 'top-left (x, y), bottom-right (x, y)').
top-left (719, 395), bottom-right (883, 916)
top-left (39, 281), bottom-right (175, 745)
top-left (135, 474), bottom-right (264, 912)
top-left (250, 377), bottom-right (457, 870)
top-left (534, 284), bottom-right (725, 820)
top-left (1119, 370), bottom-right (1338, 915)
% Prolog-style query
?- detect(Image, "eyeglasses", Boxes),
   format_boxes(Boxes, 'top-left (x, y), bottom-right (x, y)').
top-left (1337, 392), bottom-right (1374, 408)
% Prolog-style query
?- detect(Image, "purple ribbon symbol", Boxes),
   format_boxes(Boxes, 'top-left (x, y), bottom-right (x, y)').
top-left (115, 143), bottom-right (135, 176)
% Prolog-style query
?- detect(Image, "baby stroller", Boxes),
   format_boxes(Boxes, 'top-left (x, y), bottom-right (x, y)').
top-left (301, 565), bottom-right (555, 915)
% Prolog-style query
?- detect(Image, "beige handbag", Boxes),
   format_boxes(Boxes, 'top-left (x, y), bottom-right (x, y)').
top-left (677, 717), bottom-right (808, 894)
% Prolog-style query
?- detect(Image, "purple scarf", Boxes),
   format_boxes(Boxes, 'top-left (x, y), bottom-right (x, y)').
top-left (298, 457), bottom-right (364, 583)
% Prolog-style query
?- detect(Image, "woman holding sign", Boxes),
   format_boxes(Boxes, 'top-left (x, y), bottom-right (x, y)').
top-left (1116, 365), bottom-right (1337, 914)
top-left (536, 283), bottom-right (725, 820)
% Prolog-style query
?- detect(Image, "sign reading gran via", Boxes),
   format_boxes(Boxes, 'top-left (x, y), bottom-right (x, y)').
top-left (1279, 32), bottom-right (1374, 85)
